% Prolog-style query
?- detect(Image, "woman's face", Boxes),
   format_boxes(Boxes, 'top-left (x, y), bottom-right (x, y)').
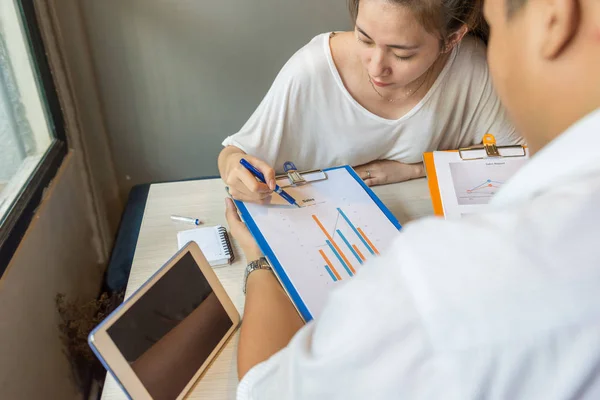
top-left (355, 0), bottom-right (443, 91)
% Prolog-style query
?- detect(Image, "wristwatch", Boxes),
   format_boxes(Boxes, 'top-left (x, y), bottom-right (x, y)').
top-left (243, 257), bottom-right (272, 294)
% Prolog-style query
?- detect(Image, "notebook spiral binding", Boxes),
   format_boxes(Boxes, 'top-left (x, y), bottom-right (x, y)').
top-left (217, 226), bottom-right (235, 264)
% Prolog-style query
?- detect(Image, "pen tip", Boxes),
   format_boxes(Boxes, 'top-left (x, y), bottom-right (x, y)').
top-left (295, 203), bottom-right (302, 208)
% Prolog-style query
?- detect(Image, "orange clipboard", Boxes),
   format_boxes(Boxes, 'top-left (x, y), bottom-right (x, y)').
top-left (423, 134), bottom-right (527, 217)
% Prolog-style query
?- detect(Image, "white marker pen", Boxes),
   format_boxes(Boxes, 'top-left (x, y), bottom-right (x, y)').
top-left (170, 215), bottom-right (203, 226)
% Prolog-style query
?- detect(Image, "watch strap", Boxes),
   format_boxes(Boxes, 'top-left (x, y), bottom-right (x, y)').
top-left (243, 257), bottom-right (272, 294)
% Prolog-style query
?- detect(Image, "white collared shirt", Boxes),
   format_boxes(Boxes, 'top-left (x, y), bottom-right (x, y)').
top-left (237, 109), bottom-right (600, 400)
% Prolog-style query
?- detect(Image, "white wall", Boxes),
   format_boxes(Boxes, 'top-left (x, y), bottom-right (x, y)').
top-left (79, 0), bottom-right (352, 196)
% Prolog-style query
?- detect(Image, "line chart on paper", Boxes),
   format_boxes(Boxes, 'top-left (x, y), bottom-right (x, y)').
top-left (449, 160), bottom-right (523, 205)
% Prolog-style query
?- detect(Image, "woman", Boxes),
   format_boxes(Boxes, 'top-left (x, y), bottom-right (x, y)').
top-left (219, 0), bottom-right (523, 201)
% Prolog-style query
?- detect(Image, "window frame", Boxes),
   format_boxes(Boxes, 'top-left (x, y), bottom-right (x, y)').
top-left (0, 0), bottom-right (68, 275)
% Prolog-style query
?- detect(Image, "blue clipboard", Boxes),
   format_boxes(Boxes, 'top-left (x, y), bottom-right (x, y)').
top-left (234, 165), bottom-right (402, 322)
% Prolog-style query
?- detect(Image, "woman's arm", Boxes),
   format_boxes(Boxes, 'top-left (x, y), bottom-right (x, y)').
top-left (218, 145), bottom-right (246, 181)
top-left (354, 160), bottom-right (425, 186)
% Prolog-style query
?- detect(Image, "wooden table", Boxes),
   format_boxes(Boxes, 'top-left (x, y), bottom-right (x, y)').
top-left (100, 177), bottom-right (433, 400)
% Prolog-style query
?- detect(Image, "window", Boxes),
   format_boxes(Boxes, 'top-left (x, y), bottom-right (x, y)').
top-left (0, 0), bottom-right (67, 273)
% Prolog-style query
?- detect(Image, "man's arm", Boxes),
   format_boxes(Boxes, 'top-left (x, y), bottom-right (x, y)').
top-left (238, 269), bottom-right (304, 379)
top-left (224, 198), bottom-right (304, 379)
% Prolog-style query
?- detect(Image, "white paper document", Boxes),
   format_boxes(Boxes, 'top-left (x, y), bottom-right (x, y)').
top-left (239, 167), bottom-right (401, 320)
top-left (432, 151), bottom-right (529, 219)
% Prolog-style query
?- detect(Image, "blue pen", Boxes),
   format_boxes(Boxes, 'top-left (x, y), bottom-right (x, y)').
top-left (240, 158), bottom-right (301, 208)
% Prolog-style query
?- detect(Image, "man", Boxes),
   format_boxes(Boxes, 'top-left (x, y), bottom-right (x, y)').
top-left (225, 0), bottom-right (600, 398)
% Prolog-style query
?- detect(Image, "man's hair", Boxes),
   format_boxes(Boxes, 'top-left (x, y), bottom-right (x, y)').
top-left (507, 0), bottom-right (528, 16)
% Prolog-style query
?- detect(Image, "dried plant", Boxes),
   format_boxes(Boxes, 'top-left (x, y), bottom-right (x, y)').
top-left (56, 291), bottom-right (124, 392)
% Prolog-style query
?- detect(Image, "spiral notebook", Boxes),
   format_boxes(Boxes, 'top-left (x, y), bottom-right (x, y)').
top-left (176, 226), bottom-right (234, 267)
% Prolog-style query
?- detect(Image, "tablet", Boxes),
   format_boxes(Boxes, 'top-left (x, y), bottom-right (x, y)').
top-left (89, 242), bottom-right (240, 400)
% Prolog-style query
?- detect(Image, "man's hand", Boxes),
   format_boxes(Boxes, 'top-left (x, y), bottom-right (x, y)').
top-left (224, 197), bottom-right (263, 261)
top-left (221, 148), bottom-right (276, 202)
top-left (354, 160), bottom-right (425, 187)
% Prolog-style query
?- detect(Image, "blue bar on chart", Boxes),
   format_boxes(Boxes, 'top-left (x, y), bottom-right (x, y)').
top-left (336, 229), bottom-right (363, 265)
top-left (337, 208), bottom-right (375, 255)
top-left (326, 240), bottom-right (353, 277)
top-left (324, 265), bottom-right (338, 282)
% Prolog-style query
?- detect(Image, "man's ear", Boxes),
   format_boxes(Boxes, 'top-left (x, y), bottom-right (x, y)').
top-left (540, 0), bottom-right (580, 59)
top-left (443, 24), bottom-right (468, 53)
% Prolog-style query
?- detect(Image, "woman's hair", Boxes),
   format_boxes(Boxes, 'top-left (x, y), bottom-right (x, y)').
top-left (348, 0), bottom-right (489, 46)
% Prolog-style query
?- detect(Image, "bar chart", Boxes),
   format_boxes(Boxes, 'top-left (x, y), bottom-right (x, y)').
top-left (239, 167), bottom-right (401, 319)
top-left (313, 208), bottom-right (380, 282)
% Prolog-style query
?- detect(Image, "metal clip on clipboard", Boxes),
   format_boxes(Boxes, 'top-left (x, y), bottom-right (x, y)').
top-left (275, 161), bottom-right (328, 189)
top-left (458, 133), bottom-right (527, 160)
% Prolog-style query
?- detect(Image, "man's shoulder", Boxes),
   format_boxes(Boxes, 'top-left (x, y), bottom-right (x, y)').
top-left (394, 179), bottom-right (600, 292)
top-left (388, 183), bottom-right (600, 351)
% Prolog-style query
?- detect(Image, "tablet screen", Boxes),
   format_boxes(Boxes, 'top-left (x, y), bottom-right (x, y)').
top-left (107, 252), bottom-right (233, 400)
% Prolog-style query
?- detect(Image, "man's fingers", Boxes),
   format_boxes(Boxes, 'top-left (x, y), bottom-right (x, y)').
top-left (224, 197), bottom-right (241, 222)
top-left (224, 198), bottom-right (251, 243)
top-left (225, 198), bottom-right (245, 236)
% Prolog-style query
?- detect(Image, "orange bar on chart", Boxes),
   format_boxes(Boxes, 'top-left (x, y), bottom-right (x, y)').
top-left (312, 215), bottom-right (356, 274)
top-left (319, 250), bottom-right (342, 281)
top-left (357, 228), bottom-right (380, 255)
top-left (352, 244), bottom-right (366, 261)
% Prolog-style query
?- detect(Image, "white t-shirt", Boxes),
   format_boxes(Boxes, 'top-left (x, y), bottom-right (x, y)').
top-left (237, 109), bottom-right (600, 399)
top-left (223, 33), bottom-right (523, 173)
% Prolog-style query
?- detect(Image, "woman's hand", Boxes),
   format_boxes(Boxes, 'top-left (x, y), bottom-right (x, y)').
top-left (220, 148), bottom-right (276, 202)
top-left (354, 160), bottom-right (425, 187)
top-left (225, 198), bottom-right (263, 261)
